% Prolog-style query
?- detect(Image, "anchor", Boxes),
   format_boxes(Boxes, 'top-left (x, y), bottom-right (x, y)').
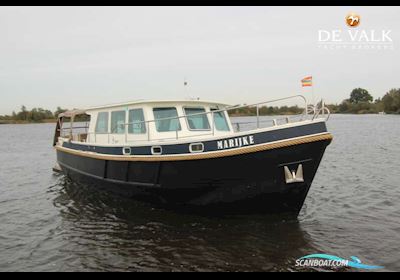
top-left (284, 164), bottom-right (304, 184)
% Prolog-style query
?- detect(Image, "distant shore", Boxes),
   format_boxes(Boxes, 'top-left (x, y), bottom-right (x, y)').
top-left (0, 119), bottom-right (57, 125)
top-left (1, 113), bottom-right (397, 125)
top-left (1, 88), bottom-right (399, 124)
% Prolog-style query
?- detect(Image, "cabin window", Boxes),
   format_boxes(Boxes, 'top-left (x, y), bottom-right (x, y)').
top-left (95, 112), bottom-right (109, 133)
top-left (153, 107), bottom-right (181, 132)
top-left (128, 109), bottom-right (146, 134)
top-left (184, 107), bottom-right (210, 130)
top-left (111, 110), bottom-right (126, 134)
top-left (212, 110), bottom-right (230, 131)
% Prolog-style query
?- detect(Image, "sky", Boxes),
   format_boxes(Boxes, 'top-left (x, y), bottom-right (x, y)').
top-left (0, 6), bottom-right (399, 114)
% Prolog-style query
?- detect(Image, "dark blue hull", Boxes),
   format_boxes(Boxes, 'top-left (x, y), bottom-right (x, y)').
top-left (57, 135), bottom-right (331, 216)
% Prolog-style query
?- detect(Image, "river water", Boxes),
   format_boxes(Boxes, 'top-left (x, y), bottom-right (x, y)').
top-left (0, 114), bottom-right (399, 271)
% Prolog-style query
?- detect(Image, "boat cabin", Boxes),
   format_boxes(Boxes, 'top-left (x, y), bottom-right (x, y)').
top-left (56, 100), bottom-right (234, 146)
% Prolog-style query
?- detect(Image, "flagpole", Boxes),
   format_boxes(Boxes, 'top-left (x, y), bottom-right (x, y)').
top-left (312, 80), bottom-right (315, 107)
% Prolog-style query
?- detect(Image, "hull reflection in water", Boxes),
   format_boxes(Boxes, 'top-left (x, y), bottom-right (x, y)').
top-left (53, 176), bottom-right (340, 271)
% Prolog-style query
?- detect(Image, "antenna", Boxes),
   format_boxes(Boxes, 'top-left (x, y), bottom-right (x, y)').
top-left (183, 77), bottom-right (199, 100)
top-left (184, 76), bottom-right (189, 99)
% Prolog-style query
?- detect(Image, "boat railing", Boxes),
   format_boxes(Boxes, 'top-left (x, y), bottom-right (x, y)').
top-left (312, 103), bottom-right (331, 121)
top-left (59, 95), bottom-right (330, 144)
top-left (231, 114), bottom-right (308, 133)
top-left (59, 122), bottom-right (90, 141)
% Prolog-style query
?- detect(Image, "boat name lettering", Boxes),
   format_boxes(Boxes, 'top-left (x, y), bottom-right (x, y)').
top-left (217, 135), bottom-right (255, 150)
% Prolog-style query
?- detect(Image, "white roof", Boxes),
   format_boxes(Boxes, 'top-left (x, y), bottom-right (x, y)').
top-left (85, 99), bottom-right (231, 112)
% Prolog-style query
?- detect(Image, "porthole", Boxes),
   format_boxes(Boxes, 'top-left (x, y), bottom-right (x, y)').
top-left (151, 146), bottom-right (162, 155)
top-left (189, 143), bottom-right (204, 153)
top-left (122, 147), bottom-right (131, 155)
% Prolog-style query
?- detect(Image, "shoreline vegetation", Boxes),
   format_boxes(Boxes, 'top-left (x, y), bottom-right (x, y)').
top-left (231, 88), bottom-right (400, 117)
top-left (1, 88), bottom-right (399, 124)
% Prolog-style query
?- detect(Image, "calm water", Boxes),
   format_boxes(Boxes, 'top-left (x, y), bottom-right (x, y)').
top-left (0, 115), bottom-right (399, 272)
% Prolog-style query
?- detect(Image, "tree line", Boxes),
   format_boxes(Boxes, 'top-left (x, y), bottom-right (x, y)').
top-left (0, 106), bottom-right (68, 123)
top-left (326, 88), bottom-right (400, 114)
top-left (1, 88), bottom-right (399, 123)
top-left (231, 88), bottom-right (400, 116)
